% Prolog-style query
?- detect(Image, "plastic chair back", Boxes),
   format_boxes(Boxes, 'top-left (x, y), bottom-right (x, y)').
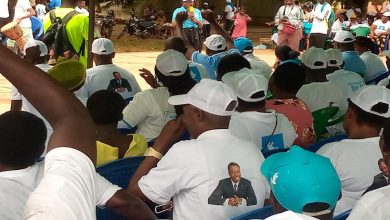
top-left (231, 205), bottom-right (273, 220)
top-left (366, 71), bottom-right (390, 85)
top-left (333, 209), bottom-right (351, 220)
top-left (307, 134), bottom-right (347, 152)
top-left (312, 106), bottom-right (339, 137)
top-left (96, 156), bottom-right (144, 220)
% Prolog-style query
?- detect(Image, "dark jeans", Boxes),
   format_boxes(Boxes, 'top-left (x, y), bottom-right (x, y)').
top-left (183, 27), bottom-right (201, 51)
top-left (309, 33), bottom-right (327, 49)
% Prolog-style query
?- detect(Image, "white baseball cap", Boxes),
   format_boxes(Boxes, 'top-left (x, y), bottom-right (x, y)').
top-left (23, 40), bottom-right (48, 56)
top-left (204, 34), bottom-right (227, 51)
top-left (156, 49), bottom-right (188, 76)
top-left (325, 48), bottom-right (344, 67)
top-left (222, 68), bottom-right (268, 102)
top-left (92, 38), bottom-right (115, 55)
top-left (333, 30), bottom-right (355, 43)
top-left (168, 79), bottom-right (238, 116)
top-left (349, 85), bottom-right (390, 118)
top-left (300, 47), bottom-right (327, 69)
top-left (384, 11), bottom-right (390, 17)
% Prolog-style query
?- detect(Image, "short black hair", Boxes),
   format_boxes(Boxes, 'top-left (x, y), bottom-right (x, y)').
top-left (355, 36), bottom-right (376, 51)
top-left (0, 111), bottom-right (46, 167)
top-left (216, 53), bottom-right (251, 80)
top-left (228, 162), bottom-right (240, 170)
top-left (271, 62), bottom-right (306, 94)
top-left (275, 45), bottom-right (300, 61)
top-left (237, 97), bottom-right (266, 109)
top-left (87, 90), bottom-right (125, 125)
top-left (378, 158), bottom-right (385, 165)
top-left (348, 100), bottom-right (388, 129)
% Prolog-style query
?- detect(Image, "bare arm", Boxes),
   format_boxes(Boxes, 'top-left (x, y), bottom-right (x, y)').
top-left (204, 11), bottom-right (235, 50)
top-left (128, 118), bottom-right (185, 202)
top-left (0, 45), bottom-right (96, 164)
top-left (16, 8), bottom-right (36, 23)
top-left (105, 189), bottom-right (156, 219)
top-left (175, 12), bottom-right (195, 60)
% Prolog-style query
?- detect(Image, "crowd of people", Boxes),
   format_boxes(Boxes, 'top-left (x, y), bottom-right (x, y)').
top-left (1, 0), bottom-right (390, 220)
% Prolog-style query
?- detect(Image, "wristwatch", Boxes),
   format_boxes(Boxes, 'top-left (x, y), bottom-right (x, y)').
top-left (144, 147), bottom-right (163, 160)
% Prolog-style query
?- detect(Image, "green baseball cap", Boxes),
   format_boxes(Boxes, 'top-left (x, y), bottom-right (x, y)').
top-left (261, 146), bottom-right (341, 213)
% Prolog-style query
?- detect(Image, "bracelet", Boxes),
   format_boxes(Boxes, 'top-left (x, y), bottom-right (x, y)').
top-left (144, 147), bottom-right (163, 160)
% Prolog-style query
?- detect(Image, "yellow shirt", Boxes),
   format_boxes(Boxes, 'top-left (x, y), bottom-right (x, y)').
top-left (96, 134), bottom-right (148, 166)
top-left (43, 8), bottom-right (89, 67)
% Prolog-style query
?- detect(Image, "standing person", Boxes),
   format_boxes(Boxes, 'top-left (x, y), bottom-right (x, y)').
top-left (273, 0), bottom-right (304, 51)
top-left (201, 2), bottom-right (211, 39)
top-left (172, 0), bottom-right (203, 51)
top-left (35, 0), bottom-right (47, 21)
top-left (309, 0), bottom-right (332, 49)
top-left (231, 6), bottom-right (252, 39)
top-left (74, 0), bottom-right (89, 15)
top-left (224, 0), bottom-right (236, 33)
top-left (0, 0), bottom-right (17, 45)
top-left (7, 0), bottom-right (35, 50)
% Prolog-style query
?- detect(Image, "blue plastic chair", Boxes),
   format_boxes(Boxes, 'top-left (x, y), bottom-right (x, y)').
top-left (307, 134), bottom-right (347, 153)
top-left (333, 209), bottom-right (351, 220)
top-left (366, 71), bottom-right (390, 85)
top-left (231, 205), bottom-right (273, 220)
top-left (96, 156), bottom-right (144, 220)
top-left (262, 148), bottom-right (289, 159)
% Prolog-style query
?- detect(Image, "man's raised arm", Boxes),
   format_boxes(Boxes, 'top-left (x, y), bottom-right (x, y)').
top-left (175, 12), bottom-right (196, 60)
top-left (204, 11), bottom-right (235, 50)
top-left (0, 45), bottom-right (96, 164)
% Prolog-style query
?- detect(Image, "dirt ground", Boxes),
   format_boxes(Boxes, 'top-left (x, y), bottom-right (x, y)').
top-left (0, 49), bottom-right (277, 114)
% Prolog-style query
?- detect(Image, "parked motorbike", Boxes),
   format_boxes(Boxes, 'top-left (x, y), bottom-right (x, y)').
top-left (96, 10), bottom-right (116, 39)
top-left (117, 12), bottom-right (156, 39)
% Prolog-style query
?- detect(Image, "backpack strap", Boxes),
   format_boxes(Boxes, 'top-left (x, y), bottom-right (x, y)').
top-left (61, 10), bottom-right (81, 25)
top-left (49, 10), bottom-right (57, 24)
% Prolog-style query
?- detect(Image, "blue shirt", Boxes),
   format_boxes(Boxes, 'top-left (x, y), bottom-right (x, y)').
top-left (342, 51), bottom-right (367, 77)
top-left (172, 6), bottom-right (203, 29)
top-left (192, 49), bottom-right (240, 80)
top-left (49, 0), bottom-right (61, 10)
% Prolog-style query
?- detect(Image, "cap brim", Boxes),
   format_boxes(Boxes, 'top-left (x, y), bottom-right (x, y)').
top-left (168, 94), bottom-right (190, 106)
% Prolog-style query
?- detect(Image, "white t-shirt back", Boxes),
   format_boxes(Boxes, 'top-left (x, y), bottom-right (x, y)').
top-left (14, 0), bottom-right (32, 28)
top-left (326, 69), bottom-right (366, 114)
top-left (0, 0), bottom-right (9, 18)
top-left (347, 185), bottom-right (390, 220)
top-left (360, 51), bottom-right (387, 82)
top-left (244, 54), bottom-right (272, 79)
top-left (297, 81), bottom-right (343, 112)
top-left (35, 4), bottom-right (46, 20)
top-left (317, 137), bottom-right (382, 215)
top-left (122, 87), bottom-right (176, 141)
top-left (229, 110), bottom-right (297, 152)
top-left (139, 129), bottom-right (269, 220)
top-left (310, 3), bottom-right (332, 34)
top-left (373, 19), bottom-right (390, 35)
top-left (23, 148), bottom-right (120, 220)
top-left (75, 64), bottom-right (141, 102)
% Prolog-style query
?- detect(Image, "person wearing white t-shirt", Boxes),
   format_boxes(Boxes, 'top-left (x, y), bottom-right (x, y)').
top-left (35, 1), bottom-right (47, 20)
top-left (0, 43), bottom-right (155, 220)
top-left (317, 86), bottom-right (390, 215)
top-left (309, 0), bottom-right (332, 48)
top-left (233, 37), bottom-right (272, 79)
top-left (7, 0), bottom-right (35, 49)
top-left (370, 12), bottom-right (390, 37)
top-left (129, 79), bottom-right (269, 220)
top-left (74, 0), bottom-right (89, 15)
top-left (347, 119), bottom-right (390, 220)
top-left (224, 0), bottom-right (236, 32)
top-left (355, 36), bottom-right (387, 83)
top-left (297, 47), bottom-right (343, 112)
top-left (75, 38), bottom-right (141, 104)
top-left (122, 50), bottom-right (196, 141)
top-left (222, 68), bottom-right (297, 153)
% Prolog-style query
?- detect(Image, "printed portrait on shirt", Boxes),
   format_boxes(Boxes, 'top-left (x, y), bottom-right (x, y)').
top-left (107, 72), bottom-right (132, 93)
top-left (208, 162), bottom-right (257, 207)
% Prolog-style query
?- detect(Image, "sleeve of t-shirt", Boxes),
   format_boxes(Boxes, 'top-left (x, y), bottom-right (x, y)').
top-left (10, 85), bottom-right (22, 101)
top-left (195, 9), bottom-right (203, 21)
top-left (172, 8), bottom-right (179, 22)
top-left (138, 143), bottom-right (188, 205)
top-left (95, 173), bottom-right (121, 208)
top-left (197, 63), bottom-right (210, 79)
top-left (347, 198), bottom-right (376, 220)
top-left (122, 92), bottom-right (149, 128)
top-left (192, 51), bottom-right (210, 65)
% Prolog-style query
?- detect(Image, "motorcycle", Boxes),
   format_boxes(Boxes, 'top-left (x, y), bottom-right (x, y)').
top-left (117, 11), bottom-right (156, 39)
top-left (96, 10), bottom-right (116, 39)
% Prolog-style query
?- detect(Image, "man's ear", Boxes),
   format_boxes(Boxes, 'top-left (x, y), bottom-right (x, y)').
top-left (112, 52), bottom-right (116, 59)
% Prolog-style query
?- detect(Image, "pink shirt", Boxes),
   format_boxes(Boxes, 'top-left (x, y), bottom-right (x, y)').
top-left (232, 13), bottom-right (249, 38)
top-left (266, 98), bottom-right (315, 148)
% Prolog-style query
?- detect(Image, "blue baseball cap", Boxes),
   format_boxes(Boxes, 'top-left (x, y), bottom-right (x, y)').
top-left (234, 37), bottom-right (253, 53)
top-left (260, 146), bottom-right (341, 214)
